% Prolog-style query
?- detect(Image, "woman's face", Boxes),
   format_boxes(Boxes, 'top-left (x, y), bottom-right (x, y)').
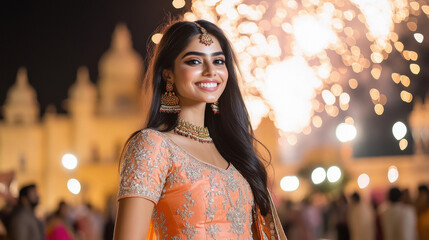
top-left (165, 34), bottom-right (228, 105)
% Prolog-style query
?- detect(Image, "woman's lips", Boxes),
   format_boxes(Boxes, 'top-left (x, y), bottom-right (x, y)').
top-left (195, 81), bottom-right (220, 92)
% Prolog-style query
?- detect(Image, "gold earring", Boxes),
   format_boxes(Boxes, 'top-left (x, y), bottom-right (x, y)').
top-left (211, 101), bottom-right (219, 114)
top-left (160, 81), bottom-right (181, 113)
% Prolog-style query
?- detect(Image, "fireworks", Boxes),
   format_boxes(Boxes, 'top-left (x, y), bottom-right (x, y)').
top-left (169, 0), bottom-right (428, 144)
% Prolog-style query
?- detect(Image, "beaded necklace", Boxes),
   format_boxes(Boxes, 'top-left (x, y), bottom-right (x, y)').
top-left (174, 119), bottom-right (213, 143)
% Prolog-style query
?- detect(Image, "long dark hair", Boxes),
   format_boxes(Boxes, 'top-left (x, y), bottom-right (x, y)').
top-left (124, 20), bottom-right (270, 215)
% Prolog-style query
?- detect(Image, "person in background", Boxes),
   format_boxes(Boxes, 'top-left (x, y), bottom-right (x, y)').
top-left (348, 192), bottom-right (374, 240)
top-left (379, 187), bottom-right (408, 240)
top-left (46, 201), bottom-right (75, 240)
top-left (416, 184), bottom-right (429, 240)
top-left (74, 203), bottom-right (104, 240)
top-left (400, 189), bottom-right (417, 240)
top-left (415, 185), bottom-right (429, 215)
top-left (371, 199), bottom-right (383, 240)
top-left (6, 184), bottom-right (44, 240)
top-left (302, 197), bottom-right (323, 239)
top-left (331, 194), bottom-right (350, 240)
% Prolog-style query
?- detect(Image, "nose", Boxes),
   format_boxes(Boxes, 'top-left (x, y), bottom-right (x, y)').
top-left (203, 62), bottom-right (216, 77)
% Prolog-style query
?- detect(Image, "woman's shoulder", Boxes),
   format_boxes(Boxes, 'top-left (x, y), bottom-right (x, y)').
top-left (131, 128), bottom-right (170, 146)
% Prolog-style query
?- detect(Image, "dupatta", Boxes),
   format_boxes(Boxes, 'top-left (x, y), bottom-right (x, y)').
top-left (252, 190), bottom-right (288, 240)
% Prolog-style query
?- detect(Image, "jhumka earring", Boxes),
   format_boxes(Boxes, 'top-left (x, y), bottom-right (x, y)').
top-left (211, 102), bottom-right (219, 114)
top-left (160, 81), bottom-right (181, 113)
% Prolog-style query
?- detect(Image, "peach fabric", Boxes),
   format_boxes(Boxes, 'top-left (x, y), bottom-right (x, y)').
top-left (118, 129), bottom-right (255, 239)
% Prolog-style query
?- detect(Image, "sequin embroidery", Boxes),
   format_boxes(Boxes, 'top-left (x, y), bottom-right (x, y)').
top-left (118, 129), bottom-right (254, 239)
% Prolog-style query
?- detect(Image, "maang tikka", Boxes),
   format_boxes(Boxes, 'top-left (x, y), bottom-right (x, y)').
top-left (160, 81), bottom-right (181, 113)
top-left (194, 22), bottom-right (213, 46)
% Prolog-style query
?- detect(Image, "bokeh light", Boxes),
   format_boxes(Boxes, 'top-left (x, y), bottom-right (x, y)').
top-left (62, 154), bottom-right (78, 170)
top-left (336, 123), bottom-right (357, 142)
top-left (327, 166), bottom-right (342, 183)
top-left (151, 33), bottom-right (163, 44)
top-left (311, 167), bottom-right (326, 184)
top-left (172, 0), bottom-right (186, 9)
top-left (280, 176), bottom-right (300, 192)
top-left (186, 0), bottom-right (425, 141)
top-left (357, 173), bottom-right (370, 189)
top-left (392, 121), bottom-right (407, 140)
top-left (399, 138), bottom-right (408, 150)
top-left (67, 179), bottom-right (81, 195)
top-left (388, 165), bottom-right (399, 183)
top-left (414, 33), bottom-right (424, 43)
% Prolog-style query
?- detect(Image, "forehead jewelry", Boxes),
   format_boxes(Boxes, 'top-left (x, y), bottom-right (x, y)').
top-left (194, 22), bottom-right (213, 46)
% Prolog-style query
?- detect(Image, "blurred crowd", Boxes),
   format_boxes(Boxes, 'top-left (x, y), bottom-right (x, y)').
top-left (277, 184), bottom-right (429, 240)
top-left (0, 183), bottom-right (428, 240)
top-left (0, 184), bottom-right (116, 240)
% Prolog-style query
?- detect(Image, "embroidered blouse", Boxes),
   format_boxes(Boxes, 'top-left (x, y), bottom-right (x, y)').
top-left (118, 128), bottom-right (255, 239)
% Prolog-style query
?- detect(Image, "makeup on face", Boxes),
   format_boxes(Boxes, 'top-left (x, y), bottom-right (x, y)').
top-left (180, 51), bottom-right (226, 92)
top-left (170, 35), bottom-right (228, 105)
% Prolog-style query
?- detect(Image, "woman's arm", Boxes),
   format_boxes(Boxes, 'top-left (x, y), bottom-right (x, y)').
top-left (113, 197), bottom-right (155, 240)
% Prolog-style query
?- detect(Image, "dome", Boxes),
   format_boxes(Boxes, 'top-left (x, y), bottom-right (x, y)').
top-left (5, 67), bottom-right (38, 106)
top-left (69, 66), bottom-right (97, 103)
top-left (97, 23), bottom-right (143, 115)
top-left (3, 67), bottom-right (39, 124)
top-left (98, 24), bottom-right (143, 84)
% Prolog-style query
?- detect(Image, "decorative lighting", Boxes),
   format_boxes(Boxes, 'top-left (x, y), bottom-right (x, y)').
top-left (172, 0), bottom-right (185, 9)
top-left (280, 176), bottom-right (300, 192)
top-left (187, 0), bottom-right (425, 142)
top-left (327, 166), bottom-right (342, 183)
top-left (392, 121), bottom-right (407, 140)
top-left (67, 179), bottom-right (81, 195)
top-left (357, 173), bottom-right (370, 189)
top-left (410, 63), bottom-right (420, 74)
top-left (414, 33), bottom-right (424, 43)
top-left (311, 167), bottom-right (326, 185)
top-left (62, 154), bottom-right (78, 170)
top-left (151, 33), bottom-right (163, 44)
top-left (388, 165), bottom-right (399, 183)
top-left (374, 104), bottom-right (384, 115)
top-left (399, 138), bottom-right (408, 150)
top-left (336, 123), bottom-right (357, 143)
top-left (263, 57), bottom-right (322, 133)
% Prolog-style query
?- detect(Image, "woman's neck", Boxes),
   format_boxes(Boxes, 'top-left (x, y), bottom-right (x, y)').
top-left (178, 102), bottom-right (206, 127)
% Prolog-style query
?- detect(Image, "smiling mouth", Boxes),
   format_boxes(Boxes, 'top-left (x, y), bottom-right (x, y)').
top-left (195, 82), bottom-right (220, 91)
top-left (196, 82), bottom-right (218, 88)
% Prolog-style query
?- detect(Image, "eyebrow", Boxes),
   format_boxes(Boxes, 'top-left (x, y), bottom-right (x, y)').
top-left (181, 51), bottom-right (224, 59)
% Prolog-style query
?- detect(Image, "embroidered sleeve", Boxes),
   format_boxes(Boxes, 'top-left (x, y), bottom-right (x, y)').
top-left (117, 129), bottom-right (170, 204)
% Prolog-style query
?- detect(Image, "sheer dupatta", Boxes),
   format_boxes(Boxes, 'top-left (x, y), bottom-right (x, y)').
top-left (252, 190), bottom-right (288, 240)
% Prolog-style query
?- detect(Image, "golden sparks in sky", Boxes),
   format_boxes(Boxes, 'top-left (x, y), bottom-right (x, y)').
top-left (165, 0), bottom-right (428, 146)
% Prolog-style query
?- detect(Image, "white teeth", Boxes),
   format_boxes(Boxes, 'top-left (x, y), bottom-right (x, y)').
top-left (197, 82), bottom-right (218, 88)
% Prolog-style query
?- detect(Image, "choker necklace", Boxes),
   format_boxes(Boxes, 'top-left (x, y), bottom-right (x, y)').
top-left (174, 119), bottom-right (213, 143)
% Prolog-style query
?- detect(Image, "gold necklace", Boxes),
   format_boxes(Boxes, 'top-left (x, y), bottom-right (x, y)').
top-left (174, 119), bottom-right (213, 143)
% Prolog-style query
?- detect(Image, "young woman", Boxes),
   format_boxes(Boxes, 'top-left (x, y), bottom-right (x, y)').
top-left (113, 20), bottom-right (287, 240)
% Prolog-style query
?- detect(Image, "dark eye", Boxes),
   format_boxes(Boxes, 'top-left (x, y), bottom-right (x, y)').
top-left (185, 59), bottom-right (201, 65)
top-left (214, 59), bottom-right (225, 65)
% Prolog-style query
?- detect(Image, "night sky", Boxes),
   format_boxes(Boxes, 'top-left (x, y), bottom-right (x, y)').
top-left (1, 1), bottom-right (428, 158)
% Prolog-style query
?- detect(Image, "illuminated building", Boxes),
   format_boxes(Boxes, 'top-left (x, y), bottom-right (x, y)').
top-left (0, 24), bottom-right (144, 212)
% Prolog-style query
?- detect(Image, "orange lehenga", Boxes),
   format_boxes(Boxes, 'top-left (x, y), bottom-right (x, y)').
top-left (118, 129), bottom-right (287, 240)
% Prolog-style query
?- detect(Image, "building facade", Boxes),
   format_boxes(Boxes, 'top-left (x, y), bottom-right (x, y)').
top-left (0, 24), bottom-right (145, 212)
